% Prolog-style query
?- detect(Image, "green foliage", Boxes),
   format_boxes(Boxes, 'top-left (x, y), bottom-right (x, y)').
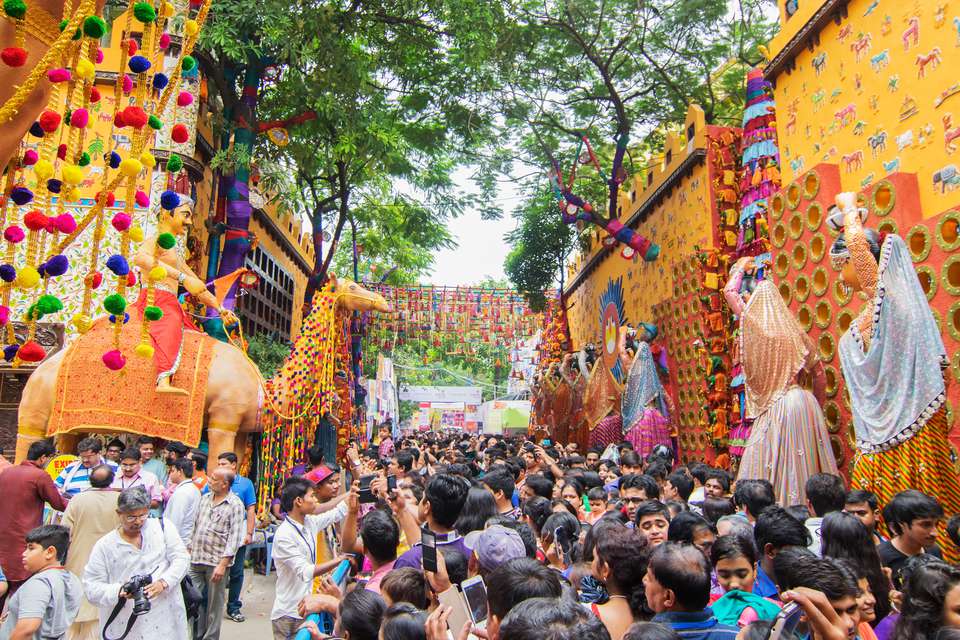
top-left (246, 333), bottom-right (291, 379)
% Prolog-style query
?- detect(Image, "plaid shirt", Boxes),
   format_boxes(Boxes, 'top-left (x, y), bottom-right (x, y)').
top-left (189, 491), bottom-right (245, 567)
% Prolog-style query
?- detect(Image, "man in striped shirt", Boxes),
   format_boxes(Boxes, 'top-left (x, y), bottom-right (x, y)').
top-left (54, 438), bottom-right (118, 499)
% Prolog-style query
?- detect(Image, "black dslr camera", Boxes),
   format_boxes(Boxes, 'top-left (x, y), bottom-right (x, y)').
top-left (122, 574), bottom-right (153, 615)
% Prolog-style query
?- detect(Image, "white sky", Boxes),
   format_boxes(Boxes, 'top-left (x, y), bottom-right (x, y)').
top-left (425, 169), bottom-right (520, 286)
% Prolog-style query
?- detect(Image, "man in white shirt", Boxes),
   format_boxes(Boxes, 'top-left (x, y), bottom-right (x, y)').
top-left (164, 458), bottom-right (201, 545)
top-left (111, 447), bottom-right (163, 509)
top-left (270, 476), bottom-right (351, 639)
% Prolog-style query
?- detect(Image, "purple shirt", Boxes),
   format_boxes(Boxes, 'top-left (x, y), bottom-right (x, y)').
top-left (393, 531), bottom-right (468, 570)
top-left (874, 613), bottom-right (898, 640)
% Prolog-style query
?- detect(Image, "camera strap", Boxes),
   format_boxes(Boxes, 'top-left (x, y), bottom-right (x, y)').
top-left (101, 599), bottom-right (139, 640)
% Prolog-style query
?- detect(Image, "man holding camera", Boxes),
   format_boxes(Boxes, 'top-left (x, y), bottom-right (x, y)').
top-left (82, 486), bottom-right (190, 640)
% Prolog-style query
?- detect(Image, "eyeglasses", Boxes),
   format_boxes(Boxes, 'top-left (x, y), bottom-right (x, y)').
top-left (122, 513), bottom-right (149, 523)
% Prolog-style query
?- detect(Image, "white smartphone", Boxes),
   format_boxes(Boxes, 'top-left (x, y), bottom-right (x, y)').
top-left (437, 586), bottom-right (471, 636)
top-left (765, 602), bottom-right (803, 640)
top-left (460, 575), bottom-right (488, 628)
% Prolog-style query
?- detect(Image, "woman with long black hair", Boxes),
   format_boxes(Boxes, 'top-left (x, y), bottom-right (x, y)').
top-left (821, 511), bottom-right (892, 624)
top-left (893, 561), bottom-right (960, 640)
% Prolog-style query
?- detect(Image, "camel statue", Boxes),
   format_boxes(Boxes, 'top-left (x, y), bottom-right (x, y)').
top-left (15, 275), bottom-right (390, 463)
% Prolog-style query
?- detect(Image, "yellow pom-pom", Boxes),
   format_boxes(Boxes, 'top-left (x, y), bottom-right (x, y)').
top-left (65, 187), bottom-right (81, 202)
top-left (71, 313), bottom-right (93, 333)
top-left (161, 1), bottom-right (174, 16)
top-left (34, 159), bottom-right (54, 180)
top-left (148, 266), bottom-right (167, 282)
top-left (119, 158), bottom-right (142, 178)
top-left (184, 19), bottom-right (199, 36)
top-left (135, 342), bottom-right (155, 358)
top-left (139, 151), bottom-right (156, 169)
top-left (75, 58), bottom-right (95, 80)
top-left (61, 164), bottom-right (83, 185)
top-left (15, 266), bottom-right (40, 289)
top-left (128, 225), bottom-right (144, 242)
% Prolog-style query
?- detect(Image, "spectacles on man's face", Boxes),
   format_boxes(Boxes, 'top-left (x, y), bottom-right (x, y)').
top-left (122, 513), bottom-right (149, 523)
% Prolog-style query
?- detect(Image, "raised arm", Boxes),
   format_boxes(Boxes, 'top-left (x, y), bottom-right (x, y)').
top-left (838, 193), bottom-right (878, 300)
top-left (723, 257), bottom-right (751, 316)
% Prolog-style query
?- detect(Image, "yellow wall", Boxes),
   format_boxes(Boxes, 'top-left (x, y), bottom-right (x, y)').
top-left (769, 0), bottom-right (960, 219)
top-left (566, 106), bottom-right (715, 348)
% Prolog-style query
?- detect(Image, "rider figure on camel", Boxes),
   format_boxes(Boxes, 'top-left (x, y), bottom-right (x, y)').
top-left (133, 194), bottom-right (238, 396)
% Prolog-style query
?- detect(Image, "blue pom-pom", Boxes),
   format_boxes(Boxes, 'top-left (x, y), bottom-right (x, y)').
top-left (45, 254), bottom-right (68, 277)
top-left (105, 254), bottom-right (129, 276)
top-left (108, 312), bottom-right (130, 325)
top-left (3, 344), bottom-right (18, 361)
top-left (46, 179), bottom-right (62, 194)
top-left (29, 122), bottom-right (44, 138)
top-left (0, 264), bottom-right (16, 282)
top-left (10, 187), bottom-right (32, 205)
top-left (128, 55), bottom-right (151, 74)
top-left (160, 190), bottom-right (180, 211)
top-left (36, 264), bottom-right (45, 278)
top-left (152, 72), bottom-right (168, 90)
top-left (108, 151), bottom-right (121, 169)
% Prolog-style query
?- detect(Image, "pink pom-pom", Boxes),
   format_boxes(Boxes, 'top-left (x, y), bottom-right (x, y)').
top-left (134, 190), bottom-right (149, 207)
top-left (95, 48), bottom-right (104, 63)
top-left (47, 68), bottom-right (71, 83)
top-left (122, 74), bottom-right (133, 94)
top-left (0, 306), bottom-right (9, 326)
top-left (158, 33), bottom-right (171, 49)
top-left (176, 91), bottom-right (193, 107)
top-left (70, 107), bottom-right (89, 128)
top-left (55, 214), bottom-right (77, 234)
top-left (22, 149), bottom-right (37, 166)
top-left (111, 213), bottom-right (131, 231)
top-left (4, 226), bottom-right (24, 243)
top-left (102, 349), bottom-right (126, 370)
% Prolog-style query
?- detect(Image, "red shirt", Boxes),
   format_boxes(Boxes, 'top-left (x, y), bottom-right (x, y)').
top-left (0, 460), bottom-right (68, 581)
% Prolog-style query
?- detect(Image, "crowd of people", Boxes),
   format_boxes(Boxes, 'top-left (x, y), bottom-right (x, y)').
top-left (2, 427), bottom-right (960, 640)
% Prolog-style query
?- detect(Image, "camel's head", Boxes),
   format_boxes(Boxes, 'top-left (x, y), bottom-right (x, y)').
top-left (329, 275), bottom-right (391, 313)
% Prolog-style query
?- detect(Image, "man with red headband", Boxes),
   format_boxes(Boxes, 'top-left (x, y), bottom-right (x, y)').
top-left (133, 194), bottom-right (237, 395)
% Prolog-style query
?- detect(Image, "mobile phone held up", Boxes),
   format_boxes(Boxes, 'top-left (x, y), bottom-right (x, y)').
top-left (764, 602), bottom-right (802, 640)
top-left (460, 575), bottom-right (488, 627)
top-left (421, 527), bottom-right (438, 573)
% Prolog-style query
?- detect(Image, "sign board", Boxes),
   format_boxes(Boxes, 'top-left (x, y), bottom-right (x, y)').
top-left (46, 454), bottom-right (78, 481)
top-left (398, 385), bottom-right (482, 404)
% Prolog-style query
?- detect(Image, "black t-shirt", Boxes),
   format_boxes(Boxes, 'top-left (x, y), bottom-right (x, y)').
top-left (878, 539), bottom-right (943, 586)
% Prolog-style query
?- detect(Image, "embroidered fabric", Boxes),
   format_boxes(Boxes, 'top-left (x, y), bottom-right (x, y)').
top-left (839, 235), bottom-right (948, 453)
top-left (583, 360), bottom-right (622, 428)
top-left (621, 342), bottom-right (670, 430)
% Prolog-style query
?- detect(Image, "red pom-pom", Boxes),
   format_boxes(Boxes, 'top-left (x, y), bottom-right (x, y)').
top-left (113, 111), bottom-right (125, 128)
top-left (87, 271), bottom-right (103, 289)
top-left (127, 39), bottom-right (138, 56)
top-left (95, 191), bottom-right (116, 207)
top-left (88, 86), bottom-right (101, 103)
top-left (102, 349), bottom-right (126, 370)
top-left (18, 341), bottom-right (46, 362)
top-left (120, 106), bottom-right (148, 129)
top-left (171, 123), bottom-right (189, 143)
top-left (126, 271), bottom-right (136, 286)
top-left (38, 110), bottom-right (60, 133)
top-left (23, 210), bottom-right (48, 231)
top-left (42, 217), bottom-right (57, 233)
top-left (1, 47), bottom-right (27, 67)
top-left (56, 143), bottom-right (67, 160)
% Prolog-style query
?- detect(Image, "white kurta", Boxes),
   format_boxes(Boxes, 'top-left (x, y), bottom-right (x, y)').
top-left (83, 518), bottom-right (190, 640)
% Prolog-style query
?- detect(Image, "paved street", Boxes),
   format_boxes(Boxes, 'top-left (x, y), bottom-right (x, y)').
top-left (225, 568), bottom-right (276, 639)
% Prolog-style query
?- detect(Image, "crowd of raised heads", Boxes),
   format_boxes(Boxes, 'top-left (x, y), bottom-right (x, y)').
top-left (5, 430), bottom-right (960, 640)
top-left (261, 430), bottom-right (960, 640)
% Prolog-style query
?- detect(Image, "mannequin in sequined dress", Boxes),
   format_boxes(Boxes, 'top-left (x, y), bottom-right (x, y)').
top-left (831, 192), bottom-right (960, 561)
top-left (723, 256), bottom-right (837, 506)
top-left (618, 324), bottom-right (672, 458)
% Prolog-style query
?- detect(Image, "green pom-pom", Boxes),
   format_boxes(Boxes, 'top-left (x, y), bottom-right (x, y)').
top-left (37, 295), bottom-right (63, 315)
top-left (82, 15), bottom-right (106, 38)
top-left (144, 305), bottom-right (163, 321)
top-left (26, 304), bottom-right (43, 321)
top-left (4, 0), bottom-right (26, 20)
top-left (166, 154), bottom-right (182, 173)
top-left (57, 18), bottom-right (80, 39)
top-left (181, 55), bottom-right (196, 72)
top-left (148, 115), bottom-right (162, 130)
top-left (103, 293), bottom-right (126, 315)
top-left (132, 1), bottom-right (156, 23)
top-left (78, 152), bottom-right (90, 167)
top-left (157, 232), bottom-right (176, 250)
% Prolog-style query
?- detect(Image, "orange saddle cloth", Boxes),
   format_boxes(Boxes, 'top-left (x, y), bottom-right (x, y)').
top-left (49, 316), bottom-right (214, 446)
